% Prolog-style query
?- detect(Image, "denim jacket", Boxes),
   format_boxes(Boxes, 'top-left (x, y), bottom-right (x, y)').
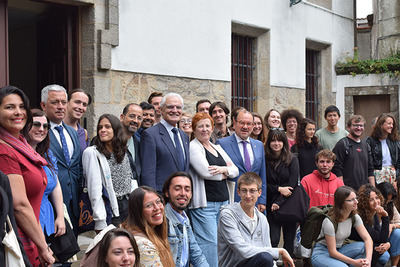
top-left (165, 203), bottom-right (209, 267)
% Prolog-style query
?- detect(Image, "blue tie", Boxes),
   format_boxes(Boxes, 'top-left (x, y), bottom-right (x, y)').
top-left (172, 128), bottom-right (185, 171)
top-left (55, 125), bottom-right (71, 165)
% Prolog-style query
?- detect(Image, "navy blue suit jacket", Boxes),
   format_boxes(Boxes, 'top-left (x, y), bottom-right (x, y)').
top-left (49, 122), bottom-right (82, 221)
top-left (127, 135), bottom-right (141, 184)
top-left (140, 123), bottom-right (190, 191)
top-left (218, 134), bottom-right (267, 204)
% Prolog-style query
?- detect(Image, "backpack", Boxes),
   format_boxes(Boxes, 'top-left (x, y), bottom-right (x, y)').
top-left (300, 204), bottom-right (356, 249)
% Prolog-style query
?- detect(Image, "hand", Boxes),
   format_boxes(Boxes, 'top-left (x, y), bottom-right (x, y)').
top-left (257, 204), bottom-right (266, 213)
top-left (271, 203), bottom-right (280, 212)
top-left (375, 205), bottom-right (388, 217)
top-left (280, 248), bottom-right (295, 267)
top-left (208, 165), bottom-right (228, 176)
top-left (38, 246), bottom-right (55, 266)
top-left (375, 243), bottom-right (390, 254)
top-left (353, 258), bottom-right (370, 267)
top-left (278, 186), bottom-right (293, 197)
top-left (54, 217), bottom-right (66, 237)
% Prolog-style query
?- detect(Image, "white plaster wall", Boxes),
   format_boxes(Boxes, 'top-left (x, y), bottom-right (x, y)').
top-left (112, 0), bottom-right (354, 89)
top-left (336, 74), bottom-right (400, 128)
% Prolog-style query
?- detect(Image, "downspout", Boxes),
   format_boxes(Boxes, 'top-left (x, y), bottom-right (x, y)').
top-left (353, 0), bottom-right (359, 61)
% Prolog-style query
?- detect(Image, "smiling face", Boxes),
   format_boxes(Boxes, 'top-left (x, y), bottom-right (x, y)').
top-left (348, 119), bottom-right (365, 139)
top-left (105, 236), bottom-right (136, 267)
top-left (234, 111), bottom-right (254, 140)
top-left (194, 118), bottom-right (213, 143)
top-left (368, 191), bottom-right (381, 212)
top-left (150, 96), bottom-right (163, 116)
top-left (179, 115), bottom-right (192, 136)
top-left (121, 104), bottom-right (143, 135)
top-left (269, 139), bottom-right (283, 154)
top-left (142, 192), bottom-right (164, 227)
top-left (252, 116), bottom-right (263, 136)
top-left (67, 92), bottom-right (89, 121)
top-left (161, 96), bottom-right (183, 126)
top-left (305, 123), bottom-right (316, 141)
top-left (211, 106), bottom-right (227, 126)
top-left (166, 176), bottom-right (192, 213)
top-left (41, 90), bottom-right (67, 124)
top-left (325, 111), bottom-right (339, 127)
top-left (267, 110), bottom-right (281, 128)
top-left (28, 116), bottom-right (49, 147)
top-left (0, 94), bottom-right (27, 137)
top-left (238, 183), bottom-right (261, 210)
top-left (141, 109), bottom-right (155, 129)
top-left (382, 117), bottom-right (394, 136)
top-left (286, 117), bottom-right (297, 135)
top-left (98, 118), bottom-right (114, 145)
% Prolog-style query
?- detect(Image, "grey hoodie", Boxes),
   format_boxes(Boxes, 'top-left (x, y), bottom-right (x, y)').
top-left (218, 202), bottom-right (280, 267)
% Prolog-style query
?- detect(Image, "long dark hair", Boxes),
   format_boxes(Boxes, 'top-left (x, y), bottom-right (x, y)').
top-left (93, 114), bottom-right (127, 163)
top-left (250, 112), bottom-right (266, 143)
top-left (123, 186), bottom-right (174, 267)
top-left (296, 118), bottom-right (319, 147)
top-left (357, 184), bottom-right (384, 226)
top-left (370, 113), bottom-right (399, 141)
top-left (27, 109), bottom-right (54, 169)
top-left (328, 186), bottom-right (357, 223)
top-left (377, 182), bottom-right (397, 221)
top-left (97, 228), bottom-right (140, 267)
top-left (0, 86), bottom-right (32, 137)
top-left (265, 128), bottom-right (292, 169)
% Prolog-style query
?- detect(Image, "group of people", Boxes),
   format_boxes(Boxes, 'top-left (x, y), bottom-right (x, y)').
top-left (0, 83), bottom-right (400, 267)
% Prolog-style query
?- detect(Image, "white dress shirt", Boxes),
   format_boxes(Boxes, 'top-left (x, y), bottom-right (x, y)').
top-left (50, 121), bottom-right (74, 158)
top-left (234, 133), bottom-right (254, 166)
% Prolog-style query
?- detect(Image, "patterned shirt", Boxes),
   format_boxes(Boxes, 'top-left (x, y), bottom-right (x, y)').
top-left (107, 153), bottom-right (132, 197)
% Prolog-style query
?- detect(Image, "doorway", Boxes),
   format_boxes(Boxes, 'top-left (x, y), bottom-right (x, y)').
top-left (2, 0), bottom-right (79, 108)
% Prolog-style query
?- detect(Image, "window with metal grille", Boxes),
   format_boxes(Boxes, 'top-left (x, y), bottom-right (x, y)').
top-left (305, 49), bottom-right (320, 125)
top-left (231, 33), bottom-right (255, 111)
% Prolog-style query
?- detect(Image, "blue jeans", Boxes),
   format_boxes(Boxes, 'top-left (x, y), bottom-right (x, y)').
top-left (311, 242), bottom-right (365, 267)
top-left (190, 201), bottom-right (228, 267)
top-left (390, 228), bottom-right (400, 257)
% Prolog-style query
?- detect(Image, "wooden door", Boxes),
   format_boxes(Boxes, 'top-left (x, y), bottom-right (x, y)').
top-left (353, 94), bottom-right (390, 138)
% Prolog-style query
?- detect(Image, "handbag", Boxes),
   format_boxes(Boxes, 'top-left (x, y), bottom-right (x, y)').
top-left (2, 215), bottom-right (25, 267)
top-left (78, 177), bottom-right (113, 233)
top-left (273, 178), bottom-right (310, 223)
top-left (46, 218), bottom-right (80, 262)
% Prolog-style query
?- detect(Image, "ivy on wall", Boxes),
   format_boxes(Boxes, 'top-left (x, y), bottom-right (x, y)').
top-left (335, 51), bottom-right (400, 77)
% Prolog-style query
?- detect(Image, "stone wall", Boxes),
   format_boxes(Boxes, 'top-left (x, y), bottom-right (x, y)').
top-left (88, 70), bottom-right (230, 135)
top-left (268, 86), bottom-right (306, 115)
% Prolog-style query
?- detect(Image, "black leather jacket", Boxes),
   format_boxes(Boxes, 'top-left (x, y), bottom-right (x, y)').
top-left (366, 136), bottom-right (400, 179)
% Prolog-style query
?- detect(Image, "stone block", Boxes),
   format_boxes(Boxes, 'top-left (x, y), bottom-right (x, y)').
top-left (94, 76), bottom-right (112, 103)
top-left (109, 24), bottom-right (119, 46)
top-left (109, 5), bottom-right (119, 26)
top-left (98, 43), bottom-right (111, 70)
top-left (81, 22), bottom-right (96, 44)
top-left (81, 44), bottom-right (95, 71)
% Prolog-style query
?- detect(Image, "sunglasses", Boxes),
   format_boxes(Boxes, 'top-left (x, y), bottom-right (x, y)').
top-left (270, 127), bottom-right (284, 131)
top-left (32, 121), bottom-right (49, 130)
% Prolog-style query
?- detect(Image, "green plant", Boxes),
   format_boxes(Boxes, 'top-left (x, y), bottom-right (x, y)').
top-left (335, 51), bottom-right (400, 77)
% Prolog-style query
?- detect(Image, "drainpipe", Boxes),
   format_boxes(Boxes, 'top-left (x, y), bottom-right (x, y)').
top-left (353, 0), bottom-right (358, 61)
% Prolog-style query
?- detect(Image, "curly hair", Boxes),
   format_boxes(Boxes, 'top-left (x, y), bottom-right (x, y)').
top-left (280, 109), bottom-right (303, 131)
top-left (295, 118), bottom-right (319, 147)
top-left (94, 114), bottom-right (127, 163)
top-left (357, 184), bottom-right (384, 226)
top-left (370, 113), bottom-right (399, 141)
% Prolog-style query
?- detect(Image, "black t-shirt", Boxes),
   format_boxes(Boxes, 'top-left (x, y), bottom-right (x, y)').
top-left (204, 149), bottom-right (229, 202)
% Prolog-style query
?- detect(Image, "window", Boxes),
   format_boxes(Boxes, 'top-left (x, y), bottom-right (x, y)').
top-left (231, 33), bottom-right (255, 111)
top-left (305, 49), bottom-right (320, 124)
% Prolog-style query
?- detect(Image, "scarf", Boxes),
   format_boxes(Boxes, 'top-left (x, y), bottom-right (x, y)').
top-left (0, 126), bottom-right (48, 166)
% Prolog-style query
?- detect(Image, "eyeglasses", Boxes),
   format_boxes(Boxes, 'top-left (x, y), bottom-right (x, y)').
top-left (144, 198), bottom-right (163, 210)
top-left (166, 105), bottom-right (182, 110)
top-left (239, 188), bottom-right (259, 195)
top-left (180, 119), bottom-right (192, 124)
top-left (270, 127), bottom-right (284, 131)
top-left (345, 197), bottom-right (358, 203)
top-left (32, 121), bottom-right (49, 130)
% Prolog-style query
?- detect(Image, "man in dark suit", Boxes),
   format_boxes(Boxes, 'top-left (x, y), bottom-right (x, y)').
top-left (218, 109), bottom-right (267, 212)
top-left (120, 103), bottom-right (142, 185)
top-left (140, 93), bottom-right (190, 192)
top-left (41, 84), bottom-right (82, 234)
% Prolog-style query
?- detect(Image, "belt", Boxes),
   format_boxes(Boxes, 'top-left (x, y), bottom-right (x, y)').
top-left (116, 194), bottom-right (129, 201)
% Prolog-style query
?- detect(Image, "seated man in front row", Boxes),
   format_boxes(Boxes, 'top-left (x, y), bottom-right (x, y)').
top-left (218, 172), bottom-right (294, 267)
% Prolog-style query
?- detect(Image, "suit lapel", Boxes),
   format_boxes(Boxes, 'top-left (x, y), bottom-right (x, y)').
top-left (178, 129), bottom-right (189, 168)
top-left (159, 124), bottom-right (179, 168)
top-left (249, 138), bottom-right (259, 171)
top-left (229, 135), bottom-right (246, 172)
top-left (63, 122), bottom-right (79, 162)
top-left (49, 129), bottom-right (67, 166)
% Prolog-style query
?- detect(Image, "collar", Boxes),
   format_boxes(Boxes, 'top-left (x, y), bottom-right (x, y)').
top-left (165, 203), bottom-right (188, 226)
top-left (234, 133), bottom-right (250, 144)
top-left (161, 119), bottom-right (176, 132)
top-left (50, 121), bottom-right (63, 130)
